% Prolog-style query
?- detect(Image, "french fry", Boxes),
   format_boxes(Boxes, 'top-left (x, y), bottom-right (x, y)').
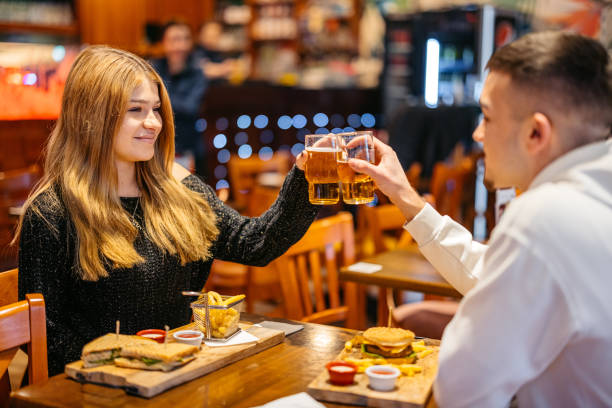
top-left (222, 294), bottom-right (245, 306)
top-left (417, 349), bottom-right (434, 359)
top-left (397, 364), bottom-right (423, 377)
top-left (412, 344), bottom-right (428, 352)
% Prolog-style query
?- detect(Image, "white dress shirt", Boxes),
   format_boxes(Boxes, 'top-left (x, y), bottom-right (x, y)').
top-left (404, 140), bottom-right (612, 407)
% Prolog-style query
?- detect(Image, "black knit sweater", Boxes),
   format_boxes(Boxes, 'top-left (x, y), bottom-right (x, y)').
top-left (18, 167), bottom-right (318, 376)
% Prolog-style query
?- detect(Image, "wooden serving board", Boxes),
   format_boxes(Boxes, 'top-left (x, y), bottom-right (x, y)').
top-left (308, 339), bottom-right (439, 408)
top-left (65, 323), bottom-right (284, 398)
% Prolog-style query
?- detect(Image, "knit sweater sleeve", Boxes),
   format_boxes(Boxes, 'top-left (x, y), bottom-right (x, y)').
top-left (18, 192), bottom-right (88, 376)
top-left (182, 166), bottom-right (319, 266)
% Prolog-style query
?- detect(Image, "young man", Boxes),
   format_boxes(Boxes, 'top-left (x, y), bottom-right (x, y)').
top-left (350, 31), bottom-right (612, 407)
top-left (151, 21), bottom-right (207, 176)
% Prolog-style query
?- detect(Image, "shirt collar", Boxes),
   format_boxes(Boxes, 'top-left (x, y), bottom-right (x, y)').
top-left (529, 139), bottom-right (612, 190)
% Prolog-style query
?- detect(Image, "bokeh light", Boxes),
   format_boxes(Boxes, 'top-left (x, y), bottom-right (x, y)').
top-left (216, 117), bottom-right (229, 131)
top-left (313, 113), bottom-right (329, 127)
top-left (216, 179), bottom-right (229, 190)
top-left (217, 149), bottom-right (230, 163)
top-left (292, 114), bottom-right (307, 129)
top-left (237, 114), bottom-right (251, 129)
top-left (234, 131), bottom-right (248, 146)
top-left (361, 113), bottom-right (376, 128)
top-left (277, 115), bottom-right (293, 130)
top-left (238, 144), bottom-right (252, 159)
top-left (347, 114), bottom-right (361, 128)
top-left (213, 134), bottom-right (227, 149)
top-left (195, 118), bottom-right (207, 132)
top-left (259, 146), bottom-right (274, 161)
top-left (254, 114), bottom-right (269, 129)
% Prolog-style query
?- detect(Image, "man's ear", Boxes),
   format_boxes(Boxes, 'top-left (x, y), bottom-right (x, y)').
top-left (525, 112), bottom-right (552, 155)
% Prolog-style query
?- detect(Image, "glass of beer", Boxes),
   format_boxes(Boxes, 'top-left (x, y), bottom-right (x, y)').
top-left (304, 134), bottom-right (340, 204)
top-left (336, 131), bottom-right (376, 204)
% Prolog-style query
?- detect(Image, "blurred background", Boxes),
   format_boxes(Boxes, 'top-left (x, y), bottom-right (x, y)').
top-left (0, 0), bottom-right (609, 318)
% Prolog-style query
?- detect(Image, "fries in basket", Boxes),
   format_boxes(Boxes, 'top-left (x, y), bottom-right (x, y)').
top-left (191, 291), bottom-right (245, 339)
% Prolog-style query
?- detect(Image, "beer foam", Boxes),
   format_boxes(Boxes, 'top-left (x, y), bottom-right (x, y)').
top-left (306, 147), bottom-right (341, 153)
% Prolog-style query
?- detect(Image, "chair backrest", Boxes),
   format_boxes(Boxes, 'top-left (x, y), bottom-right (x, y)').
top-left (0, 269), bottom-right (17, 308)
top-left (227, 152), bottom-right (290, 211)
top-left (245, 184), bottom-right (280, 217)
top-left (276, 212), bottom-right (359, 327)
top-left (1, 165), bottom-right (41, 271)
top-left (0, 293), bottom-right (47, 398)
top-left (360, 204), bottom-right (407, 255)
top-left (0, 164), bottom-right (41, 201)
top-left (429, 157), bottom-right (474, 223)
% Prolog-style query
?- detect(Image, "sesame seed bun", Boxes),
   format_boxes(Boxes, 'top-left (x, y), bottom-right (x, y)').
top-left (363, 327), bottom-right (415, 348)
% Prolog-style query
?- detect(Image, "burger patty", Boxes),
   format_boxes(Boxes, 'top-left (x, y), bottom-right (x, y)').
top-left (363, 343), bottom-right (413, 358)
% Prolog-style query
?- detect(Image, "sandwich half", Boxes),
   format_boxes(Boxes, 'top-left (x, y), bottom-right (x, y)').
top-left (114, 342), bottom-right (198, 372)
top-left (81, 333), bottom-right (156, 368)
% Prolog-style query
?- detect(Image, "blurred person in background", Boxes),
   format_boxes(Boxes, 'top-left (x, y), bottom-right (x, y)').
top-left (150, 20), bottom-right (207, 176)
top-left (15, 46), bottom-right (318, 376)
top-left (194, 21), bottom-right (234, 82)
top-left (348, 31), bottom-right (612, 407)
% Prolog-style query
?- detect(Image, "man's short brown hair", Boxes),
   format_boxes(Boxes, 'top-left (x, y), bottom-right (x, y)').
top-left (487, 31), bottom-right (612, 138)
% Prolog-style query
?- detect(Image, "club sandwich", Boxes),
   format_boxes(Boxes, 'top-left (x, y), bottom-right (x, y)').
top-left (114, 342), bottom-right (198, 372)
top-left (81, 333), bottom-right (155, 368)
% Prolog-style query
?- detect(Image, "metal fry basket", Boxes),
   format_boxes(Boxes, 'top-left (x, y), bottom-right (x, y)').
top-left (190, 294), bottom-right (245, 342)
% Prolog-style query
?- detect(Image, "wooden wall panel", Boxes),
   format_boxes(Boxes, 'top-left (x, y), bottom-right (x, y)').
top-left (75, 0), bottom-right (215, 53)
top-left (76, 0), bottom-right (147, 53)
top-left (0, 120), bottom-right (52, 172)
top-left (146, 0), bottom-right (215, 33)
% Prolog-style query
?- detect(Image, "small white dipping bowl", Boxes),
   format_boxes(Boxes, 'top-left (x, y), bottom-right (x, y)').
top-left (173, 330), bottom-right (204, 347)
top-left (365, 365), bottom-right (400, 391)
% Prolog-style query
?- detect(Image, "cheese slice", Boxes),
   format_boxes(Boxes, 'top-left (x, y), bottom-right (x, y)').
top-left (362, 339), bottom-right (408, 354)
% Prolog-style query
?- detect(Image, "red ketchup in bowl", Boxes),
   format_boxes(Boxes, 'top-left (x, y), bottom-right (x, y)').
top-left (136, 329), bottom-right (166, 343)
top-left (177, 333), bottom-right (201, 338)
top-left (326, 361), bottom-right (357, 385)
top-left (371, 370), bottom-right (395, 375)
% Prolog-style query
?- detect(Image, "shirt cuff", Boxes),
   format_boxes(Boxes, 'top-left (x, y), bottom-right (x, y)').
top-left (402, 203), bottom-right (444, 246)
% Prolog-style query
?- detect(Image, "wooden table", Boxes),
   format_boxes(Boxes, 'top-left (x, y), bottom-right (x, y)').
top-left (339, 249), bottom-right (462, 326)
top-left (9, 314), bottom-right (437, 408)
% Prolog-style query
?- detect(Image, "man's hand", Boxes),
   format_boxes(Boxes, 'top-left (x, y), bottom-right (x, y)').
top-left (348, 137), bottom-right (426, 221)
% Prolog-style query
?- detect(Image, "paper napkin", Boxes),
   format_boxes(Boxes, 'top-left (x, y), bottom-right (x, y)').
top-left (347, 261), bottom-right (382, 274)
top-left (254, 392), bottom-right (326, 408)
top-left (204, 329), bottom-right (259, 347)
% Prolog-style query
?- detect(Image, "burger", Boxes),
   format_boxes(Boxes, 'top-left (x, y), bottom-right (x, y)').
top-left (359, 327), bottom-right (415, 359)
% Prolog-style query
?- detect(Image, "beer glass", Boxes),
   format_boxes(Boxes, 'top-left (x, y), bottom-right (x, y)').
top-left (336, 131), bottom-right (375, 204)
top-left (304, 134), bottom-right (340, 204)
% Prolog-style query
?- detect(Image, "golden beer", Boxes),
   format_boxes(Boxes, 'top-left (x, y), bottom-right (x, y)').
top-left (305, 147), bottom-right (340, 204)
top-left (337, 160), bottom-right (375, 204)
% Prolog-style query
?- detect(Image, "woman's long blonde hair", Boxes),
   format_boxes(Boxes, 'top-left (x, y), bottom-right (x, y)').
top-left (15, 46), bottom-right (219, 281)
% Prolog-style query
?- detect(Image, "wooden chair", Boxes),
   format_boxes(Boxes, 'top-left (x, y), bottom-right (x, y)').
top-left (274, 212), bottom-right (361, 328)
top-left (360, 204), bottom-right (412, 256)
top-left (227, 152), bottom-right (290, 213)
top-left (0, 293), bottom-right (47, 407)
top-left (0, 165), bottom-right (41, 271)
top-left (208, 154), bottom-right (290, 311)
top-left (0, 269), bottom-right (18, 308)
top-left (429, 157), bottom-right (474, 224)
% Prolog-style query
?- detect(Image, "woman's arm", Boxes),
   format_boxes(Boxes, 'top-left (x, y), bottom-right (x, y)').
top-left (184, 166), bottom-right (319, 266)
top-left (18, 196), bottom-right (89, 376)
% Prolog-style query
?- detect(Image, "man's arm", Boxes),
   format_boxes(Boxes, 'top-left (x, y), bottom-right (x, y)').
top-left (350, 137), bottom-right (486, 294)
top-left (434, 232), bottom-right (574, 407)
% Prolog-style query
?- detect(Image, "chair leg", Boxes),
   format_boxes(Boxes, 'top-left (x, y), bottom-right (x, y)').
top-left (0, 368), bottom-right (10, 408)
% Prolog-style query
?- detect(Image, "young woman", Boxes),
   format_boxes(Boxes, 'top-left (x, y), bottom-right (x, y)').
top-left (15, 46), bottom-right (318, 376)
